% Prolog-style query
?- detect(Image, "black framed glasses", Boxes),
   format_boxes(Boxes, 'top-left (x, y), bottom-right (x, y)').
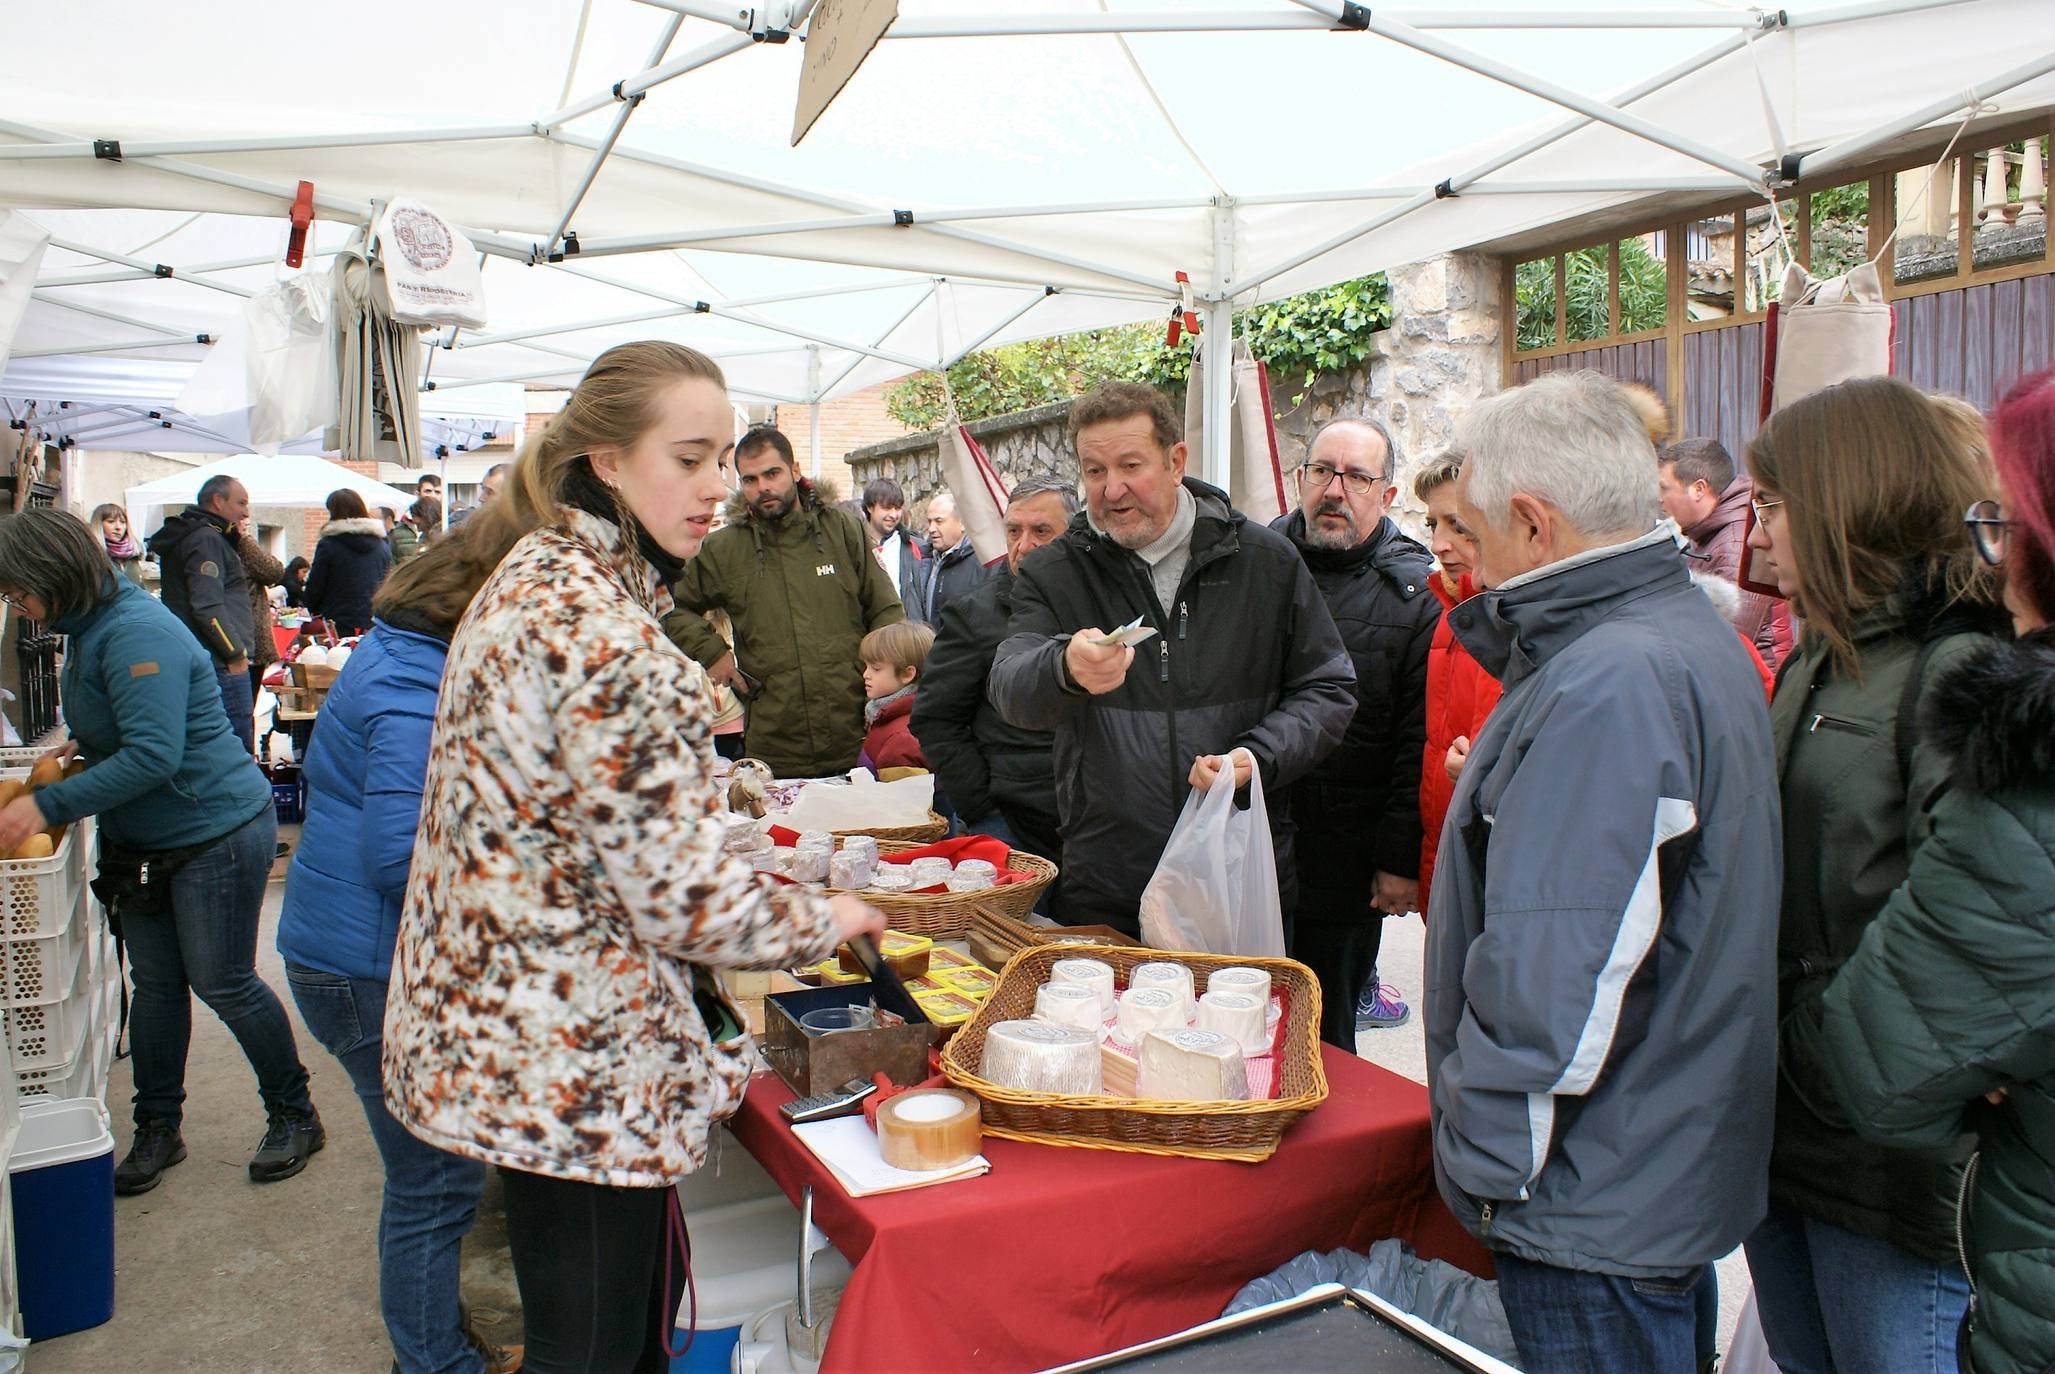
top-left (1965, 499), bottom-right (2012, 567)
top-left (1298, 462), bottom-right (1386, 498)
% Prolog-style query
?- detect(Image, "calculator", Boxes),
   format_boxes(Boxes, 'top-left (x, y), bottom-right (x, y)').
top-left (779, 1077), bottom-right (879, 1124)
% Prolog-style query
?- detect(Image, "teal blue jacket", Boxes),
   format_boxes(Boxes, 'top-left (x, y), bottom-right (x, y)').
top-left (36, 577), bottom-right (272, 850)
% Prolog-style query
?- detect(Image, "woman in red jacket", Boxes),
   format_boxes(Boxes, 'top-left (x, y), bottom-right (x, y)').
top-left (1415, 452), bottom-right (1502, 916)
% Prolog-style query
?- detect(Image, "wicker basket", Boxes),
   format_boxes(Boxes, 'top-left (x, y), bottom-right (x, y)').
top-left (855, 841), bottom-right (1058, 940)
top-left (830, 811), bottom-right (949, 844)
top-left (940, 943), bottom-right (1327, 1163)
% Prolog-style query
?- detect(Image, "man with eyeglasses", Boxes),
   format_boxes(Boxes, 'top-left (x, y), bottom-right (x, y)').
top-left (1271, 418), bottom-right (1440, 1050)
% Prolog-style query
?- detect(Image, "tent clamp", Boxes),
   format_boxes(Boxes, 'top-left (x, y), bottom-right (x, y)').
top-left (893, 209), bottom-right (915, 227)
top-left (1758, 10), bottom-right (1791, 30)
top-left (153, 264), bottom-right (174, 279)
top-left (92, 139), bottom-right (121, 162)
top-left (754, 26), bottom-right (789, 43)
top-left (546, 231), bottom-right (583, 264)
top-left (194, 333), bottom-right (213, 344)
top-left (1434, 179), bottom-right (1456, 199)
top-left (424, 380), bottom-right (439, 392)
top-left (1337, 4), bottom-right (1369, 30)
top-left (1777, 152), bottom-right (1805, 184)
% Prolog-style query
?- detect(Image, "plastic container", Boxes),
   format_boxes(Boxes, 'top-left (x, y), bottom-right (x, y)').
top-left (0, 898), bottom-right (83, 1006)
top-left (0, 822), bottom-right (87, 944)
top-left (9, 1097), bottom-right (115, 1340)
top-left (1, 932), bottom-right (92, 1071)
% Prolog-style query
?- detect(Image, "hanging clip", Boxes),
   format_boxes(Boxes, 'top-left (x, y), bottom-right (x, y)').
top-left (285, 180), bottom-right (315, 268)
top-left (1167, 270), bottom-right (1200, 347)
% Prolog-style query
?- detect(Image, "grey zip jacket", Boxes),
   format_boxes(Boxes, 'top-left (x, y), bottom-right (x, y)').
top-left (1424, 531), bottom-right (1782, 1276)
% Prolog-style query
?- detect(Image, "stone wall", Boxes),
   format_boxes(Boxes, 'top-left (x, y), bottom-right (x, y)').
top-left (848, 252), bottom-right (1506, 527)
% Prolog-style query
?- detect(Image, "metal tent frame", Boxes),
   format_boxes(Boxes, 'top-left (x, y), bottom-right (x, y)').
top-left (4, 0), bottom-right (2053, 482)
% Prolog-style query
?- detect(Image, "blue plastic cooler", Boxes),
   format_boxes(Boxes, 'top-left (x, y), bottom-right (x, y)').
top-left (9, 1097), bottom-right (115, 1341)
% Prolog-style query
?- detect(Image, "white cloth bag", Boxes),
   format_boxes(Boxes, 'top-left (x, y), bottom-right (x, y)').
top-left (1764, 259), bottom-right (1894, 414)
top-left (373, 199), bottom-right (487, 330)
top-left (1138, 750), bottom-right (1287, 957)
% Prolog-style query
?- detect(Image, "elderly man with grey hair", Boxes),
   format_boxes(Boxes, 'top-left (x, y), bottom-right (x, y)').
top-left (910, 475), bottom-right (1077, 875)
top-left (1271, 416), bottom-right (1439, 1050)
top-left (1423, 371), bottom-right (1781, 1374)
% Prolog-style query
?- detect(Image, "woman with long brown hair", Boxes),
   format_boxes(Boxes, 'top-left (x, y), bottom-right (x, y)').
top-left (383, 341), bottom-right (882, 1374)
top-left (1741, 375), bottom-right (2007, 1374)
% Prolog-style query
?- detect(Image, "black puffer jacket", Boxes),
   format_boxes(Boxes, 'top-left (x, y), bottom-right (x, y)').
top-left (145, 506), bottom-right (252, 664)
top-left (923, 537), bottom-right (989, 622)
top-left (1271, 510), bottom-right (1439, 884)
top-left (989, 479), bottom-right (1357, 930)
top-left (909, 566), bottom-right (1061, 862)
top-left (303, 517), bottom-right (393, 636)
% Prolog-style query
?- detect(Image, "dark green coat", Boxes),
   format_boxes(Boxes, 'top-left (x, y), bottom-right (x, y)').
top-left (663, 486), bottom-right (903, 778)
top-left (1768, 586), bottom-right (1998, 1262)
top-left (1820, 632), bottom-right (2055, 1374)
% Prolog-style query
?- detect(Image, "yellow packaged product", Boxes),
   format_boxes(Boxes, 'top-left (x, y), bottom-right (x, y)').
top-left (935, 966), bottom-right (999, 1000)
top-left (913, 989), bottom-right (980, 1026)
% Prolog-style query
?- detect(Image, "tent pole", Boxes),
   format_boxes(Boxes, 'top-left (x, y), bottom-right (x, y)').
top-left (1792, 48), bottom-right (2055, 181)
top-left (538, 13), bottom-right (685, 260)
top-left (807, 347), bottom-right (823, 481)
top-left (0, 124), bottom-right (537, 162)
top-left (541, 30), bottom-right (755, 129)
top-left (1202, 302), bottom-right (1234, 491)
top-left (39, 246), bottom-right (344, 289)
top-left (12, 337), bottom-right (209, 360)
top-left (553, 262), bottom-right (936, 310)
top-left (47, 237), bottom-right (255, 299)
top-left (817, 283), bottom-right (941, 397)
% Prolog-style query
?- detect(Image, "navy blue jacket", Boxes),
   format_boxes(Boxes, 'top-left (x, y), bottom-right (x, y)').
top-left (303, 518), bottom-right (392, 635)
top-left (38, 577), bottom-right (272, 850)
top-left (276, 619), bottom-right (445, 981)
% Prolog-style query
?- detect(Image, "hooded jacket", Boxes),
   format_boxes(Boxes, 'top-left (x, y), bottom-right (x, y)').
top-left (859, 688), bottom-right (925, 772)
top-left (383, 508), bottom-right (844, 1188)
top-left (1820, 631), bottom-right (2055, 1374)
top-left (277, 617), bottom-right (447, 982)
top-left (1424, 532), bottom-right (1782, 1276)
top-left (146, 505), bottom-right (252, 664)
top-left (36, 576), bottom-right (273, 850)
top-left (304, 516), bottom-right (393, 636)
top-left (1681, 478), bottom-right (1783, 667)
top-left (1271, 509), bottom-right (1439, 889)
top-left (908, 565), bottom-right (1062, 861)
top-left (663, 480), bottom-right (905, 778)
top-left (924, 536), bottom-right (989, 623)
top-left (988, 478), bottom-right (1357, 931)
top-left (1418, 571), bottom-right (1502, 917)
top-left (1765, 575), bottom-right (2000, 1262)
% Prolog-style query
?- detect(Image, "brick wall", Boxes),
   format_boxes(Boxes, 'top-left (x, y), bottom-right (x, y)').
top-left (771, 381), bottom-right (915, 503)
top-left (299, 458), bottom-right (382, 550)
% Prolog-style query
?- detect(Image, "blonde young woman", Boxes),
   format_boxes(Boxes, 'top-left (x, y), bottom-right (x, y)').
top-left (1741, 375), bottom-right (2007, 1374)
top-left (383, 342), bottom-right (883, 1374)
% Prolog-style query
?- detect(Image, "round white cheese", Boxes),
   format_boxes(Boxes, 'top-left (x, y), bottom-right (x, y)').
top-left (1206, 966), bottom-right (1271, 1006)
top-left (1115, 986), bottom-right (1185, 1041)
top-left (1048, 958), bottom-right (1116, 1016)
top-left (1136, 1027), bottom-right (1249, 1102)
top-left (1033, 982), bottom-right (1105, 1033)
top-left (1128, 962), bottom-right (1196, 1019)
top-left (980, 1020), bottom-right (1103, 1096)
top-left (1196, 990), bottom-right (1269, 1055)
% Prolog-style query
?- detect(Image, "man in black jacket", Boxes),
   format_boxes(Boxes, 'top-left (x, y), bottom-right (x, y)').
top-left (989, 382), bottom-right (1357, 935)
top-left (911, 477), bottom-right (1077, 872)
top-left (146, 475), bottom-right (257, 753)
top-left (1273, 418), bottom-right (1439, 1050)
top-left (920, 491), bottom-right (989, 622)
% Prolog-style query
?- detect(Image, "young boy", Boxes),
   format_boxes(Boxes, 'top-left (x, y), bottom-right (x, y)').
top-left (857, 621), bottom-right (935, 773)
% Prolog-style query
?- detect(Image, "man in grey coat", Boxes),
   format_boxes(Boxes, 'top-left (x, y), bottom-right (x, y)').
top-left (1425, 371), bottom-right (1781, 1373)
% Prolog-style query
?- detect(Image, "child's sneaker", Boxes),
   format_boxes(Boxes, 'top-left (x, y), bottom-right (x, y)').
top-left (1354, 979), bottom-right (1410, 1030)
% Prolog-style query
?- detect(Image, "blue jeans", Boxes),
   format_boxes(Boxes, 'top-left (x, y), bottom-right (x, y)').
top-left (287, 964), bottom-right (487, 1374)
top-left (1494, 1253), bottom-right (1717, 1374)
top-left (1745, 1203), bottom-right (1970, 1374)
top-left (216, 663), bottom-right (255, 756)
top-left (121, 809), bottom-right (310, 1127)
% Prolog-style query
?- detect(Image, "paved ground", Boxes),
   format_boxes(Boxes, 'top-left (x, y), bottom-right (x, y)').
top-left (28, 868), bottom-right (1751, 1369)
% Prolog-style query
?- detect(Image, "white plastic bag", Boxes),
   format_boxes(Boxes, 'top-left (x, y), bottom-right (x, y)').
top-left (244, 274), bottom-right (337, 451)
top-left (1138, 750), bottom-right (1286, 957)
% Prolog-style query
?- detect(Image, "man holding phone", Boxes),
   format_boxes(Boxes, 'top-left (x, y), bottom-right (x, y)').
top-left (663, 425), bottom-right (905, 777)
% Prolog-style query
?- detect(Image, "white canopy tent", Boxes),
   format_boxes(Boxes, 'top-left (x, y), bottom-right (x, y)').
top-left (3, 0), bottom-right (2053, 480)
top-left (122, 453), bottom-right (419, 539)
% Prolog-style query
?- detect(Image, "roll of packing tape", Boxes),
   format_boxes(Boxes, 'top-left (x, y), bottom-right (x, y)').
top-left (875, 1089), bottom-right (983, 1172)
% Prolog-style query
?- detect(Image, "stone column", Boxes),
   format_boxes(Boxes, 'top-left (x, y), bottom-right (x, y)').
top-left (1372, 252), bottom-right (1505, 528)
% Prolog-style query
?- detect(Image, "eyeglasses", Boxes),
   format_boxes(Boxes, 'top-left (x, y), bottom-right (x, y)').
top-left (1749, 495), bottom-right (1785, 524)
top-left (1299, 462), bottom-right (1387, 498)
top-left (1965, 499), bottom-right (2013, 567)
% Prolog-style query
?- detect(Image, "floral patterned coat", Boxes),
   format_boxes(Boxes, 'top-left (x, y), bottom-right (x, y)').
top-left (383, 508), bottom-right (843, 1188)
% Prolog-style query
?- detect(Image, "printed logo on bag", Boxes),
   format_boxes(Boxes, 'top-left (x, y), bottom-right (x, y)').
top-left (389, 207), bottom-right (453, 272)
top-left (816, 563), bottom-right (837, 576)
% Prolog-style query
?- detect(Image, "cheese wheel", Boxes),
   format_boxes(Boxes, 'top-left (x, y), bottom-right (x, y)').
top-left (876, 1089), bottom-right (982, 1172)
top-left (1115, 986), bottom-right (1184, 1041)
top-left (1048, 958), bottom-right (1116, 1016)
top-left (1206, 966), bottom-right (1271, 1006)
top-left (1033, 982), bottom-right (1103, 1032)
top-left (1196, 990), bottom-right (1269, 1055)
top-left (1136, 1028), bottom-right (1249, 1101)
top-left (980, 1020), bottom-right (1103, 1095)
top-left (1128, 962), bottom-right (1195, 1019)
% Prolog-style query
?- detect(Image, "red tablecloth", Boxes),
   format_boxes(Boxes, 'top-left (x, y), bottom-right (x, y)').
top-left (729, 1046), bottom-right (1490, 1373)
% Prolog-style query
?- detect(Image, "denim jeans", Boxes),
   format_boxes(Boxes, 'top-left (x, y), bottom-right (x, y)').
top-left (216, 663), bottom-right (255, 757)
top-left (1745, 1202), bottom-right (1970, 1374)
top-left (122, 808), bottom-right (310, 1127)
top-left (287, 964), bottom-right (487, 1374)
top-left (1494, 1252), bottom-right (1717, 1374)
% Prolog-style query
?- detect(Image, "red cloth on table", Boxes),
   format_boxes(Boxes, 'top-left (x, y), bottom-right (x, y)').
top-left (728, 1047), bottom-right (1489, 1373)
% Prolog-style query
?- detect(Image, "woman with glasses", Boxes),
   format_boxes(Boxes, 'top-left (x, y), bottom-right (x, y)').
top-left (1813, 370), bottom-right (2055, 1374)
top-left (1740, 375), bottom-right (2009, 1374)
top-left (0, 509), bottom-right (319, 1195)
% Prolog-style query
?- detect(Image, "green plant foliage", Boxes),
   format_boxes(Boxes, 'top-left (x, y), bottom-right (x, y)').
top-left (1515, 257), bottom-right (1558, 352)
top-left (1516, 238), bottom-right (1666, 353)
top-left (883, 275), bottom-right (1390, 428)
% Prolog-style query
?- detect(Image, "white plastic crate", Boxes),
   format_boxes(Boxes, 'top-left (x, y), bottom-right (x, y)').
top-left (0, 730), bottom-right (66, 771)
top-left (0, 824), bottom-right (88, 943)
top-left (0, 898), bottom-right (84, 1008)
top-left (13, 1034), bottom-right (98, 1103)
top-left (0, 1016), bottom-right (18, 1170)
top-left (0, 1167), bottom-right (17, 1339)
top-left (1, 941), bottom-right (92, 1073)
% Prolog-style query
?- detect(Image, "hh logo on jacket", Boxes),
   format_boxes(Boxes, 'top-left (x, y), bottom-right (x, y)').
top-left (816, 563), bottom-right (836, 577)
